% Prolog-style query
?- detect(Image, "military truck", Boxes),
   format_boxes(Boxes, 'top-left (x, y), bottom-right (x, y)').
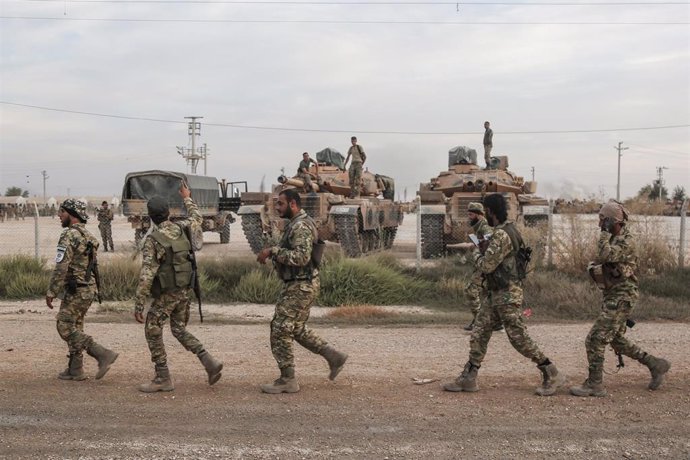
top-left (238, 148), bottom-right (403, 257)
top-left (121, 170), bottom-right (246, 250)
top-left (418, 146), bottom-right (549, 258)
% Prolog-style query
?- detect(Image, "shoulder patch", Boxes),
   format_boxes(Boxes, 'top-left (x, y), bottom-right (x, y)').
top-left (55, 245), bottom-right (67, 263)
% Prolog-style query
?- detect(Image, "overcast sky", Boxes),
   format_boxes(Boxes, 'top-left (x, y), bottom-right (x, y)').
top-left (1, 0), bottom-right (688, 203)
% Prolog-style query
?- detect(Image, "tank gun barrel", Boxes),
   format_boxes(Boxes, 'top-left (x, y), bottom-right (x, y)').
top-left (277, 175), bottom-right (321, 192)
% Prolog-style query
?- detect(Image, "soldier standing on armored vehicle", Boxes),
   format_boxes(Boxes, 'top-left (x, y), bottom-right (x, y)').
top-left (483, 121), bottom-right (493, 169)
top-left (97, 201), bottom-right (114, 252)
top-left (46, 199), bottom-right (118, 382)
top-left (444, 193), bottom-right (565, 396)
top-left (256, 189), bottom-right (348, 394)
top-left (344, 136), bottom-right (366, 198)
top-left (570, 200), bottom-right (670, 397)
top-left (133, 184), bottom-right (223, 393)
top-left (297, 152), bottom-right (318, 193)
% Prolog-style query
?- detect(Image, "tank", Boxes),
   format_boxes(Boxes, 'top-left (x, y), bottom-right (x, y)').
top-left (238, 148), bottom-right (404, 257)
top-left (121, 170), bottom-right (246, 250)
top-left (418, 146), bottom-right (549, 258)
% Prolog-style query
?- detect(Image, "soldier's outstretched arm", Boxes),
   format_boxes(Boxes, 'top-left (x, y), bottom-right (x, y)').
top-left (177, 182), bottom-right (203, 229)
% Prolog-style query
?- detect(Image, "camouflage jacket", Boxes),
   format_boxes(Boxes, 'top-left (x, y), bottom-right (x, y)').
top-left (596, 226), bottom-right (639, 303)
top-left (471, 216), bottom-right (492, 240)
top-left (271, 209), bottom-right (318, 281)
top-left (97, 207), bottom-right (113, 225)
top-left (47, 223), bottom-right (100, 297)
top-left (134, 197), bottom-right (202, 311)
top-left (473, 221), bottom-right (522, 306)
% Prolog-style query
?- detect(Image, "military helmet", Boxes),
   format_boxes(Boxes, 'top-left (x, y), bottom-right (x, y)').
top-left (147, 196), bottom-right (170, 224)
top-left (60, 199), bottom-right (89, 222)
top-left (599, 199), bottom-right (628, 223)
top-left (468, 202), bottom-right (484, 214)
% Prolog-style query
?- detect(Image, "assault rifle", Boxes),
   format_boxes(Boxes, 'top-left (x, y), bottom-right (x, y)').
top-left (182, 225), bottom-right (203, 323)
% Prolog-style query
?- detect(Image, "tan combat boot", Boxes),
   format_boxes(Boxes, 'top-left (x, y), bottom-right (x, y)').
top-left (86, 343), bottom-right (119, 380)
top-left (260, 367), bottom-right (300, 394)
top-left (138, 365), bottom-right (175, 393)
top-left (640, 354), bottom-right (671, 390)
top-left (535, 361), bottom-right (566, 396)
top-left (58, 354), bottom-right (87, 381)
top-left (443, 362), bottom-right (479, 392)
top-left (198, 350), bottom-right (223, 386)
top-left (319, 345), bottom-right (348, 381)
top-left (570, 369), bottom-right (607, 397)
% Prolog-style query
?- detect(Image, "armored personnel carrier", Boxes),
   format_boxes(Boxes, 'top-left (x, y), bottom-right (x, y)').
top-left (418, 146), bottom-right (549, 258)
top-left (121, 170), bottom-right (246, 250)
top-left (238, 148), bottom-right (403, 257)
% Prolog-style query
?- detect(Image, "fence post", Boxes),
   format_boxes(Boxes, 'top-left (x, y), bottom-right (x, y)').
top-left (547, 199), bottom-right (554, 268)
top-left (680, 198), bottom-right (688, 268)
top-left (33, 202), bottom-right (40, 260)
top-left (415, 195), bottom-right (422, 273)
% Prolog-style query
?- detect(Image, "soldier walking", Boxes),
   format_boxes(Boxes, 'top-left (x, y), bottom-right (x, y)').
top-left (45, 199), bottom-right (118, 381)
top-left (97, 201), bottom-right (114, 252)
top-left (570, 200), bottom-right (670, 397)
top-left (344, 136), bottom-right (366, 198)
top-left (256, 188), bottom-right (348, 394)
top-left (443, 193), bottom-right (565, 396)
top-left (133, 184), bottom-right (222, 393)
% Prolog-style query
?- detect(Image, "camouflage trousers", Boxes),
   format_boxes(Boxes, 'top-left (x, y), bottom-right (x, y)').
top-left (298, 173), bottom-right (315, 192)
top-left (56, 286), bottom-right (96, 355)
top-left (585, 299), bottom-right (644, 374)
top-left (469, 302), bottom-right (546, 367)
top-left (270, 277), bottom-right (327, 370)
top-left (465, 271), bottom-right (484, 317)
top-left (145, 289), bottom-right (204, 367)
top-left (99, 223), bottom-right (113, 249)
top-left (484, 145), bottom-right (492, 167)
top-left (348, 162), bottom-right (363, 198)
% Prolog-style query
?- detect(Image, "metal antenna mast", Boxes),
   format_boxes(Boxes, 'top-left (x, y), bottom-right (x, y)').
top-left (176, 116), bottom-right (209, 174)
top-left (655, 166), bottom-right (669, 201)
top-left (614, 141), bottom-right (628, 201)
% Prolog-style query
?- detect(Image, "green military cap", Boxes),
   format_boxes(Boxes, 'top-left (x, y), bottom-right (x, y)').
top-left (60, 199), bottom-right (89, 222)
top-left (468, 202), bottom-right (484, 214)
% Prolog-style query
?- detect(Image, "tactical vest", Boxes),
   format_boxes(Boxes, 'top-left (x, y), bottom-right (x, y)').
top-left (275, 212), bottom-right (320, 282)
top-left (485, 222), bottom-right (523, 291)
top-left (150, 229), bottom-right (193, 298)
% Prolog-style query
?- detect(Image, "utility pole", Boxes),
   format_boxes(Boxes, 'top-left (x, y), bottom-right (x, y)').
top-left (176, 116), bottom-right (209, 175)
top-left (614, 142), bottom-right (628, 201)
top-left (531, 166), bottom-right (535, 182)
top-left (655, 166), bottom-right (669, 201)
top-left (41, 170), bottom-right (49, 205)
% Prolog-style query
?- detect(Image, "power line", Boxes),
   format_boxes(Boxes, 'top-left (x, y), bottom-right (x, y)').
top-left (3, 101), bottom-right (690, 135)
top-left (627, 143), bottom-right (688, 157)
top-left (1, 16), bottom-right (686, 24)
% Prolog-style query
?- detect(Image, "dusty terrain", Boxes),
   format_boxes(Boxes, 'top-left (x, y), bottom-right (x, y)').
top-left (1, 302), bottom-right (688, 459)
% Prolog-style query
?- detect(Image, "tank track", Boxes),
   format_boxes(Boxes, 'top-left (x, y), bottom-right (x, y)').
top-left (241, 213), bottom-right (265, 254)
top-left (421, 214), bottom-right (445, 258)
top-left (333, 213), bottom-right (364, 257)
top-left (220, 218), bottom-right (231, 244)
top-left (381, 227), bottom-right (398, 250)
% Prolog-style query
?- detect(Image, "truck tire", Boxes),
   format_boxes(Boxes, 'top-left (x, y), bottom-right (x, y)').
top-left (241, 213), bottom-right (265, 254)
top-left (220, 219), bottom-right (231, 244)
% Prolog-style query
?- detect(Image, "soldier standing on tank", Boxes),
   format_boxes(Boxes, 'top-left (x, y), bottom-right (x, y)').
top-left (46, 199), bottom-right (119, 381)
top-left (443, 193), bottom-right (565, 396)
top-left (483, 121), bottom-right (493, 169)
top-left (97, 201), bottom-right (114, 252)
top-left (344, 136), bottom-right (366, 198)
top-left (570, 200), bottom-right (671, 397)
top-left (256, 188), bottom-right (348, 394)
top-left (297, 152), bottom-right (318, 193)
top-left (133, 183), bottom-right (223, 393)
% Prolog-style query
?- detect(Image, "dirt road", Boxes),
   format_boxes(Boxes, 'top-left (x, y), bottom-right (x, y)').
top-left (1, 303), bottom-right (688, 459)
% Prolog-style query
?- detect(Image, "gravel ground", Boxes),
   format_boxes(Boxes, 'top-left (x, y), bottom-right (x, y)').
top-left (1, 302), bottom-right (688, 459)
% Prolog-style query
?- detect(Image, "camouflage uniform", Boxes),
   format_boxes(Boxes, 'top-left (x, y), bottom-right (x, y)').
top-left (465, 215), bottom-right (492, 320)
top-left (134, 197), bottom-right (205, 368)
top-left (96, 206), bottom-right (114, 251)
top-left (483, 126), bottom-right (493, 167)
top-left (47, 223), bottom-right (101, 356)
top-left (269, 209), bottom-right (327, 370)
top-left (347, 144), bottom-right (365, 198)
top-left (297, 158), bottom-right (316, 192)
top-left (469, 221), bottom-right (547, 367)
